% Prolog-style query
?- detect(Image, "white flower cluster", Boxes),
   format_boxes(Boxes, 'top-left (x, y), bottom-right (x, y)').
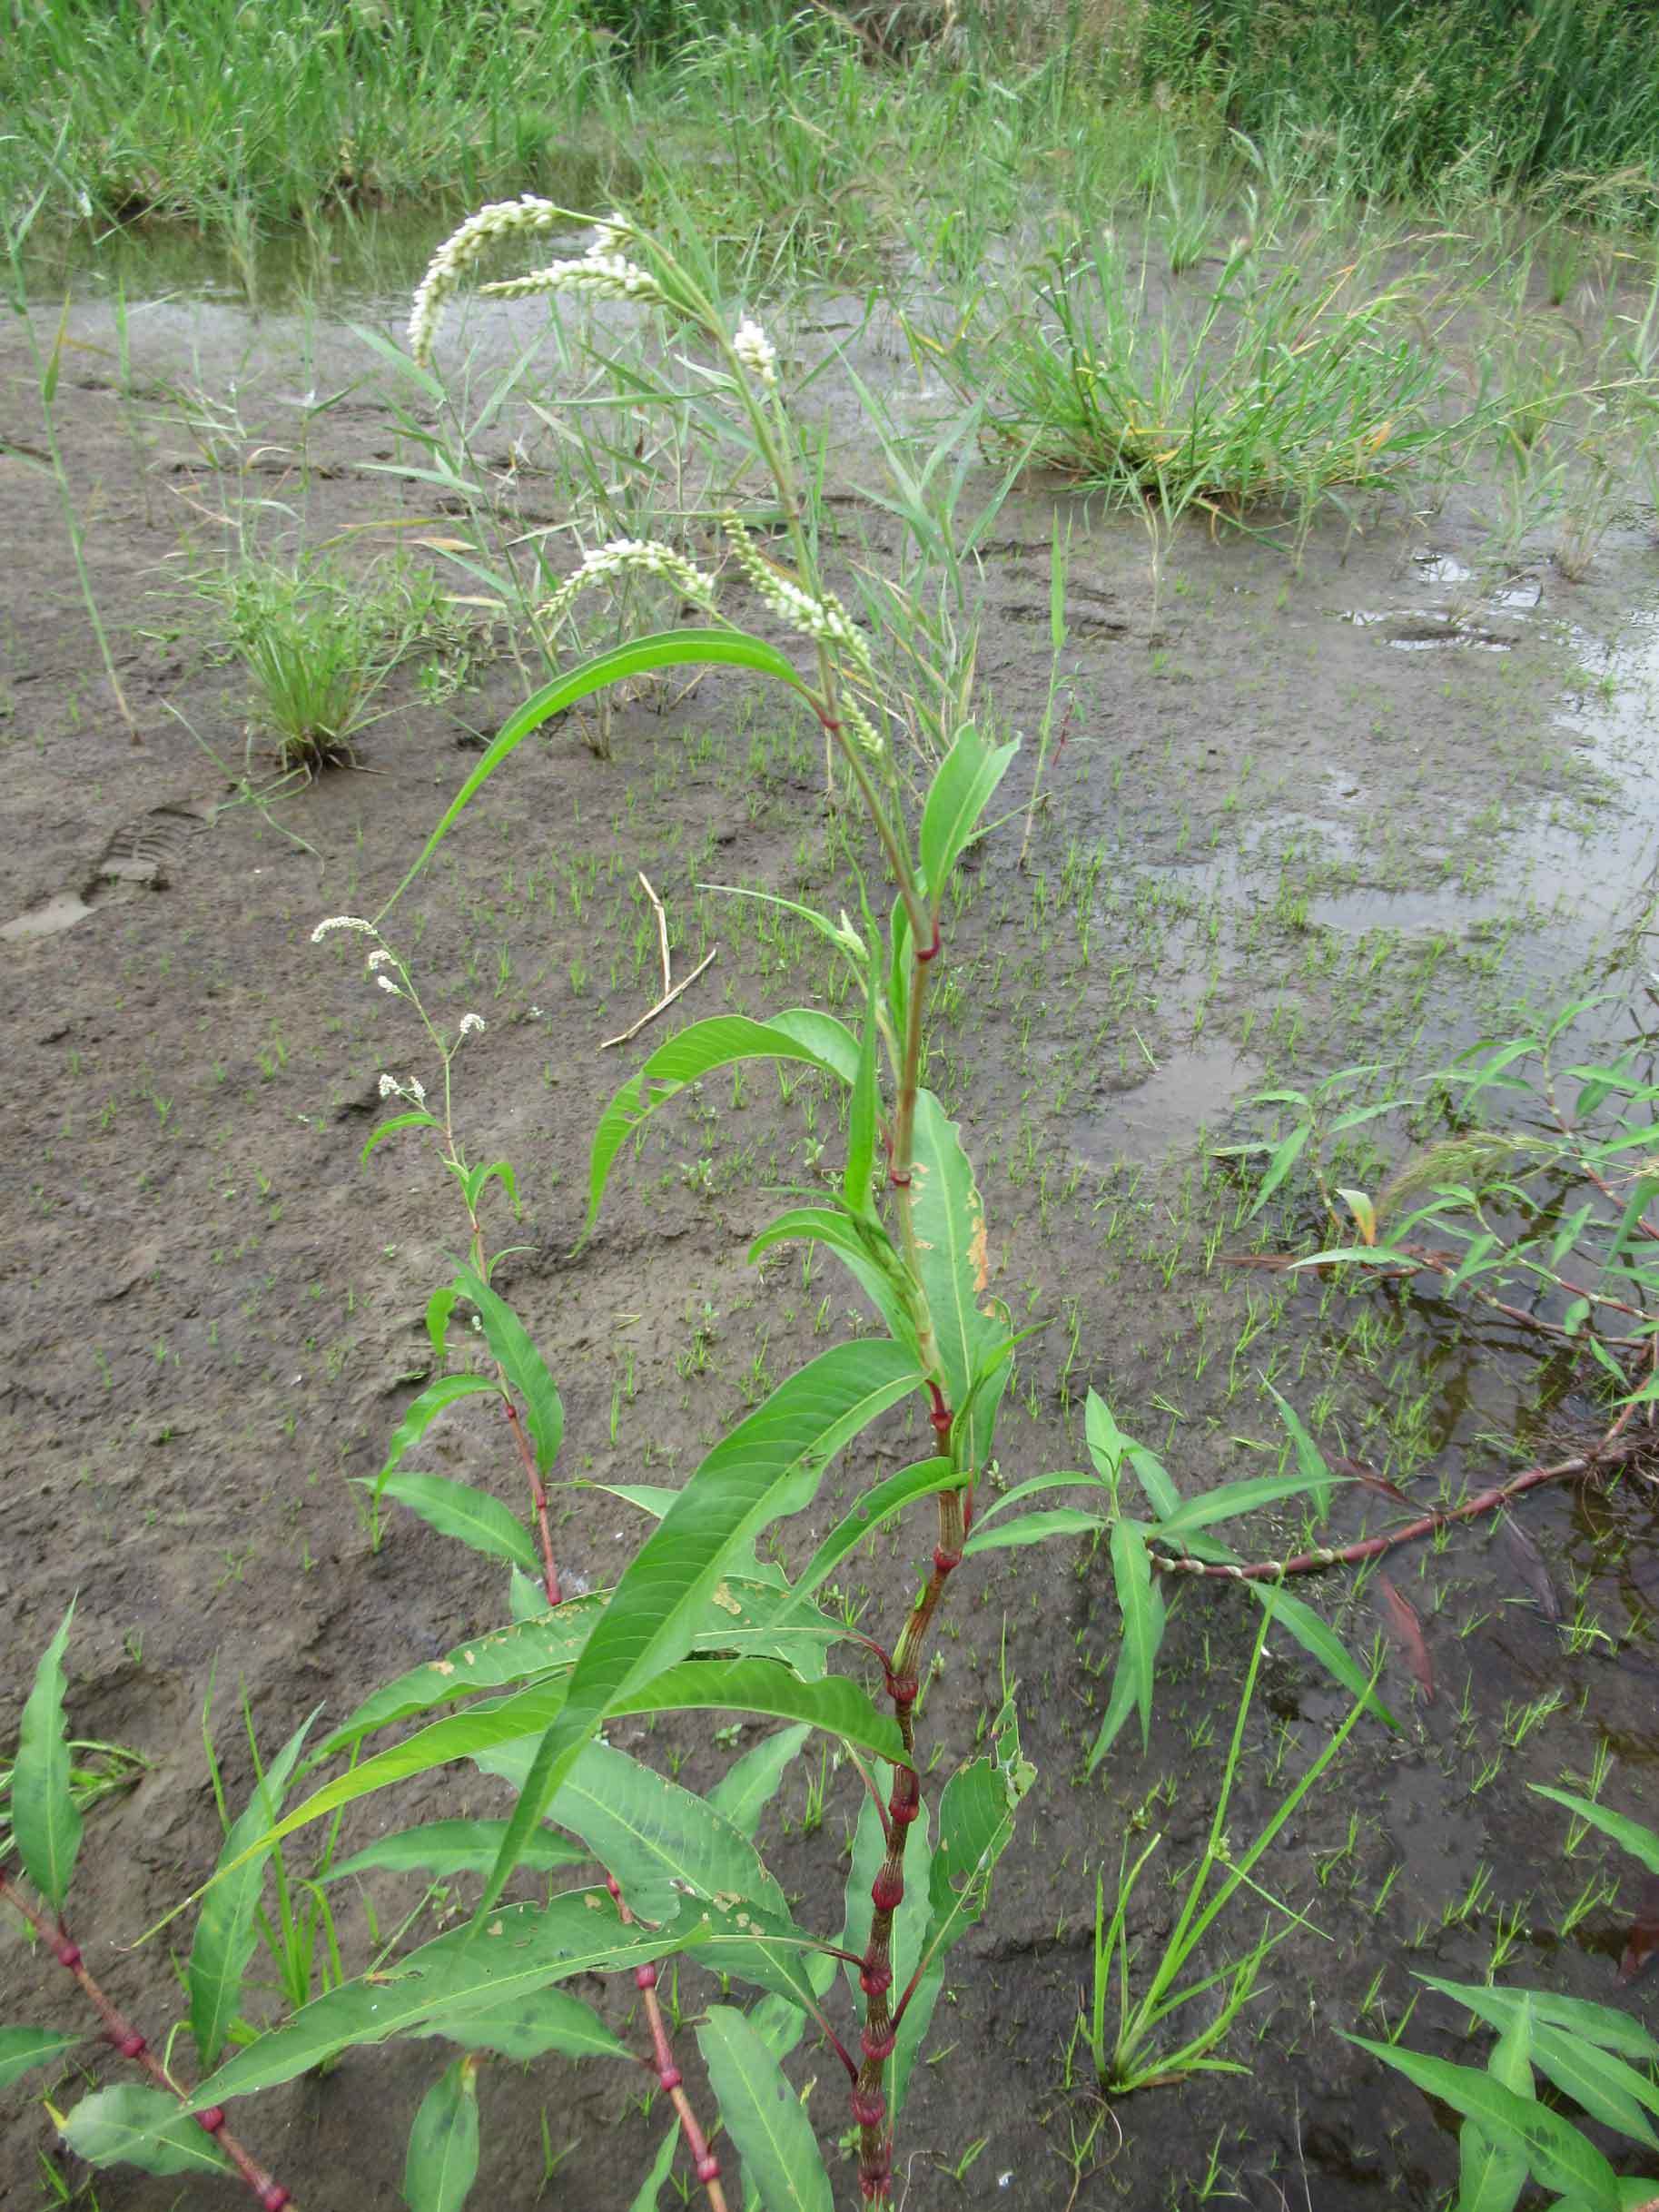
top-left (379, 1071), bottom-right (427, 1105)
top-left (724, 518), bottom-right (872, 670)
top-left (409, 195), bottom-right (566, 365)
top-left (538, 538), bottom-right (715, 627)
top-left (837, 694), bottom-right (888, 764)
top-left (482, 251), bottom-right (663, 311)
top-left (591, 211), bottom-right (632, 255)
top-left (458, 1012), bottom-right (487, 1038)
top-left (733, 316), bottom-right (778, 390)
top-left (311, 914), bottom-right (375, 941)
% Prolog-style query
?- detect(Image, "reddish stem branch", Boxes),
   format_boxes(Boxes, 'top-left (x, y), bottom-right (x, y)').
top-left (0, 1871), bottom-right (292, 2211)
top-left (606, 1876), bottom-right (729, 2212)
top-left (502, 1397), bottom-right (561, 1605)
top-left (1153, 1437), bottom-right (1644, 1584)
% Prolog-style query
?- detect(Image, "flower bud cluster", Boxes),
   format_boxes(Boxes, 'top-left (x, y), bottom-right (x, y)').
top-left (538, 538), bottom-right (715, 628)
top-left (482, 252), bottom-right (664, 310)
top-left (724, 518), bottom-right (871, 670)
top-left (409, 195), bottom-right (566, 365)
top-left (732, 316), bottom-right (778, 389)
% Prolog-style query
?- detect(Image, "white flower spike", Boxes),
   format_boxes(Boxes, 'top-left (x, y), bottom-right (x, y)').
top-left (311, 914), bottom-right (375, 941)
top-left (733, 317), bottom-right (778, 390)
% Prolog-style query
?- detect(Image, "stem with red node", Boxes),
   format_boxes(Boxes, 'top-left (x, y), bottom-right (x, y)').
top-left (0, 1870), bottom-right (293, 2212)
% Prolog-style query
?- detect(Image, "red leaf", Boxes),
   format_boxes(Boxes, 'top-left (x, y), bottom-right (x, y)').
top-left (1375, 1574), bottom-right (1435, 1703)
top-left (1329, 1453), bottom-right (1413, 1509)
top-left (1496, 1512), bottom-right (1560, 1624)
top-left (1618, 1876), bottom-right (1659, 1986)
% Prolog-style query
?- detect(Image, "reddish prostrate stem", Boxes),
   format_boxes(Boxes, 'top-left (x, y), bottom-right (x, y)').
top-left (852, 1475), bottom-right (973, 2202)
top-left (606, 1876), bottom-right (729, 2212)
top-left (502, 1397), bottom-right (561, 1605)
top-left (0, 1871), bottom-right (292, 2211)
top-left (1154, 1437), bottom-right (1644, 1584)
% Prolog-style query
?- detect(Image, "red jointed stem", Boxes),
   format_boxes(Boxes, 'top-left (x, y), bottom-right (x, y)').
top-left (606, 1876), bottom-right (729, 2212)
top-left (0, 1871), bottom-right (293, 2211)
top-left (1153, 1434), bottom-right (1646, 1584)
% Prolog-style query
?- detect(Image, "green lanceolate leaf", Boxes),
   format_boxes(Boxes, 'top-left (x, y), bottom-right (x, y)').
top-left (749, 1207), bottom-right (916, 1350)
top-left (1247, 1584), bottom-right (1398, 1730)
top-left (412, 1987), bottom-right (628, 2064)
top-left (615, 1654), bottom-right (907, 1758)
top-left (1108, 1518), bottom-right (1162, 1756)
top-left (844, 971), bottom-right (880, 1217)
top-left (452, 1267), bottom-right (564, 1475)
top-left (1153, 1466), bottom-right (1350, 1540)
top-left (1264, 1384), bottom-right (1333, 1520)
top-left (404, 2059), bottom-right (479, 2212)
top-left (628, 2125), bottom-right (682, 2212)
top-left (59, 2086), bottom-right (232, 2178)
top-left (1350, 2036), bottom-right (1620, 2208)
top-left (910, 1089), bottom-right (1004, 1468)
top-left (189, 1711), bottom-right (318, 2070)
top-left (587, 1011), bottom-right (858, 1239)
top-left (696, 2007), bottom-right (833, 2212)
top-left (1457, 2003), bottom-right (1531, 2212)
top-left (1530, 1787), bottom-right (1659, 1875)
top-left (193, 1891), bottom-right (688, 2106)
top-left (1526, 2022), bottom-right (1659, 2146)
top-left (778, 1457), bottom-right (959, 1616)
top-left (709, 1725), bottom-right (812, 1840)
top-left (13, 1603), bottom-right (83, 1913)
top-left (372, 1375), bottom-right (500, 1492)
top-left (328, 1821), bottom-right (586, 1883)
top-left (371, 1472), bottom-right (541, 1576)
top-left (0, 2028), bottom-right (79, 2092)
top-left (474, 1338), bottom-right (921, 1921)
top-left (962, 1506), bottom-right (1105, 1555)
top-left (919, 724), bottom-right (1019, 912)
top-left (1417, 1976), bottom-right (1659, 2065)
top-left (921, 1714), bottom-right (1031, 1969)
top-left (362, 1108), bottom-right (440, 1162)
top-left (319, 1597), bottom-right (608, 1753)
top-left (387, 629), bottom-right (806, 914)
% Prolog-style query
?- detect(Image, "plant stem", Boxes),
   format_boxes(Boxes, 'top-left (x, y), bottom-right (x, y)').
top-left (605, 1876), bottom-right (729, 2212)
top-left (1154, 1434), bottom-right (1644, 1584)
top-left (0, 1870), bottom-right (293, 2210)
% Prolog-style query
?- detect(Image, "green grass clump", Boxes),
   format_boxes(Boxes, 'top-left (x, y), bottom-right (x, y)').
top-left (945, 237), bottom-right (1454, 534)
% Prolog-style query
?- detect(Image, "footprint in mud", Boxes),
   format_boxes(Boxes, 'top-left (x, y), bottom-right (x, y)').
top-left (1, 800), bottom-right (215, 942)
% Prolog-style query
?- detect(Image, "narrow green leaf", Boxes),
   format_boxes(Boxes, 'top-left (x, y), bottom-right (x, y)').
top-left (1528, 2022), bottom-right (1659, 2146)
top-left (14, 1603), bottom-right (83, 1913)
top-left (1350, 2036), bottom-right (1620, 2207)
top-left (190, 1712), bottom-right (318, 2069)
top-left (1110, 1519), bottom-right (1163, 1753)
top-left (1417, 1976), bottom-right (1659, 2064)
top-left (1530, 1788), bottom-right (1659, 1875)
top-left (0, 2028), bottom-right (79, 2092)
top-left (193, 1892), bottom-right (687, 2106)
top-left (1264, 1385), bottom-right (1333, 1520)
top-left (970, 1470), bottom-right (1101, 1529)
top-left (1247, 1585), bottom-right (1398, 1730)
top-left (1248, 1121), bottom-right (1309, 1218)
top-left (411, 1987), bottom-right (629, 2065)
top-left (474, 1339), bottom-right (920, 1922)
top-left (779, 1457), bottom-right (959, 1613)
top-left (844, 974), bottom-right (879, 1216)
top-left (961, 1506), bottom-right (1105, 1555)
top-left (318, 1598), bottom-right (607, 1753)
top-left (404, 2059), bottom-right (479, 2212)
top-left (386, 629), bottom-right (806, 915)
top-left (628, 2126), bottom-right (682, 2212)
top-left (327, 1821), bottom-right (586, 1883)
top-left (748, 1208), bottom-right (917, 1351)
top-left (1457, 2003), bottom-right (1530, 2212)
top-left (1155, 1466), bottom-right (1350, 1539)
top-left (60, 2087), bottom-right (232, 2178)
top-left (372, 1472), bottom-right (540, 1575)
top-left (696, 2008), bottom-right (833, 2212)
top-left (709, 1726), bottom-right (812, 1840)
top-left (372, 1375), bottom-right (500, 1492)
top-left (587, 1011), bottom-right (857, 1239)
top-left (452, 1268), bottom-right (563, 1475)
top-left (919, 725), bottom-right (1019, 910)
top-left (910, 1089), bottom-right (1004, 1468)
top-left (607, 1657), bottom-right (906, 1763)
top-left (362, 1110), bottom-right (439, 1163)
